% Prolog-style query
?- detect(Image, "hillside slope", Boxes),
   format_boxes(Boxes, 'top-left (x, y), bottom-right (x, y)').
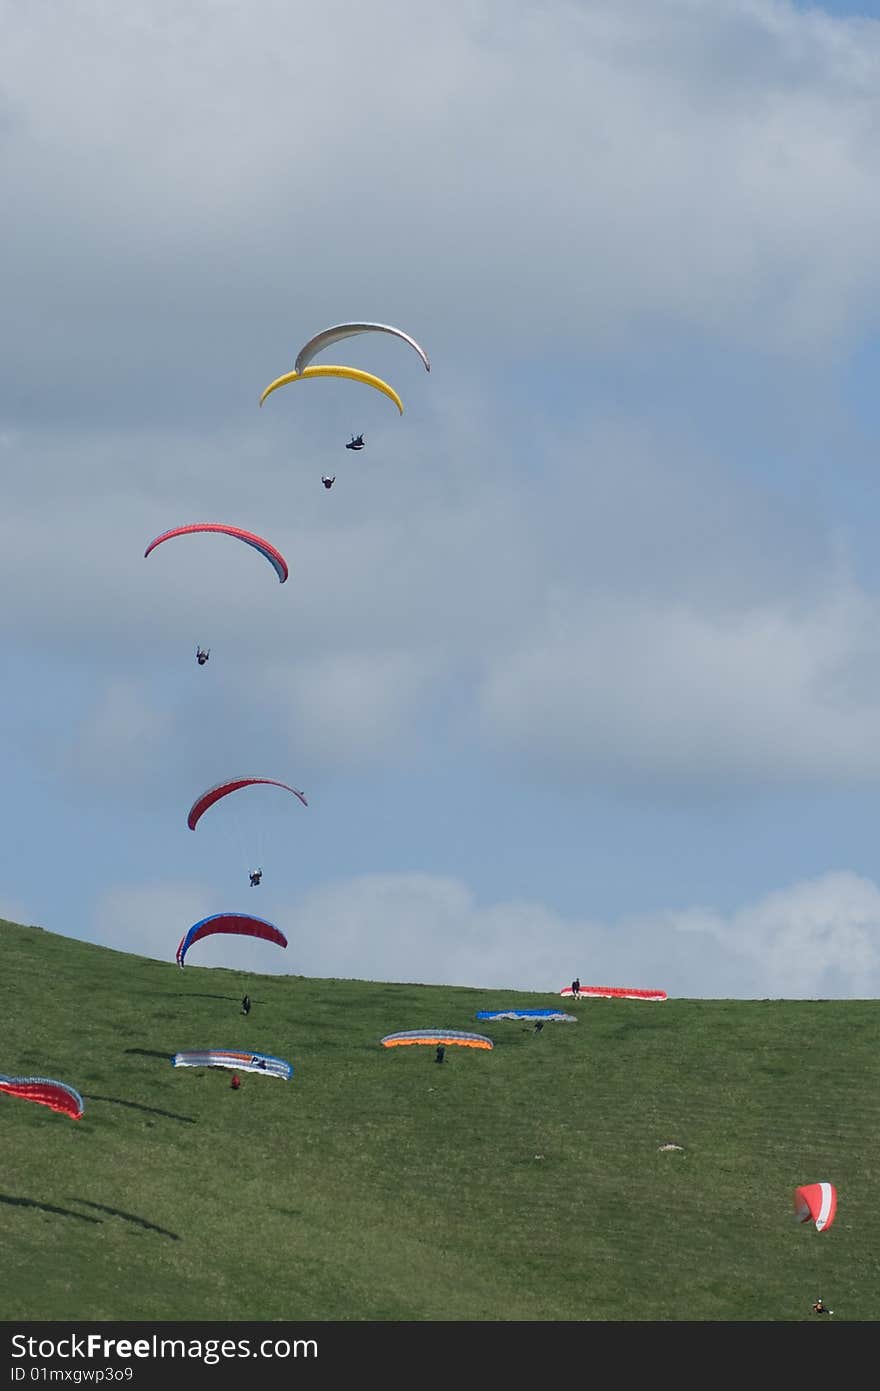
top-left (1, 917), bottom-right (877, 1320)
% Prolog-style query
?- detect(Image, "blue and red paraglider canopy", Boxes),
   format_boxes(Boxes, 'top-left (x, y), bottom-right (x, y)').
top-left (176, 913), bottom-right (288, 967)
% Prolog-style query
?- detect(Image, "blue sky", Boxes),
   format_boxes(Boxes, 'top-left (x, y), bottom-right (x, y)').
top-left (4, 0), bottom-right (880, 997)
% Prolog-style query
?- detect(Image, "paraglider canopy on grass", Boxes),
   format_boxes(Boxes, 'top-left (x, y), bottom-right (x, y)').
top-left (560, 985), bottom-right (667, 1001)
top-left (795, 1183), bottom-right (837, 1232)
top-left (0, 1074), bottom-right (84, 1119)
top-left (171, 1051), bottom-right (292, 1080)
top-left (476, 1009), bottom-right (576, 1022)
top-left (380, 1030), bottom-right (493, 1050)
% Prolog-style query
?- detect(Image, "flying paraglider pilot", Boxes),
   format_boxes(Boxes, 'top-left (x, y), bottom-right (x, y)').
top-left (322, 476), bottom-right (336, 489)
top-left (249, 869), bottom-right (263, 887)
top-left (241, 994), bottom-right (251, 1016)
top-left (196, 647), bottom-right (210, 665)
top-left (346, 434), bottom-right (365, 451)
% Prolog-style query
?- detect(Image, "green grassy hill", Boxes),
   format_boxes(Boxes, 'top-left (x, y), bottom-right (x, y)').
top-left (1, 916), bottom-right (877, 1321)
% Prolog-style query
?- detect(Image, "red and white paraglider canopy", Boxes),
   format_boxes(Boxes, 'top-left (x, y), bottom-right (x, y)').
top-left (794, 1182), bottom-right (837, 1232)
top-left (560, 985), bottom-right (667, 1001)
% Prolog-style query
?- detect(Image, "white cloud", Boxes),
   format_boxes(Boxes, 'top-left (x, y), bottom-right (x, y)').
top-left (94, 865), bottom-right (879, 998)
top-left (93, 883), bottom-right (209, 966)
top-left (66, 679), bottom-right (176, 785)
top-left (668, 869), bottom-right (880, 997)
top-left (4, 0), bottom-right (880, 384)
top-left (6, 401), bottom-right (880, 794)
top-left (0, 895), bottom-right (42, 929)
top-left (3, 3), bottom-right (880, 800)
top-left (8, 2), bottom-right (880, 1001)
top-left (250, 650), bottom-right (437, 767)
top-left (480, 581), bottom-right (880, 788)
top-left (91, 880), bottom-right (291, 973)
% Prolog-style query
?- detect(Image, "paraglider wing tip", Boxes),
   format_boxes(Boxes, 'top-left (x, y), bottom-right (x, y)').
top-left (260, 369), bottom-right (300, 408)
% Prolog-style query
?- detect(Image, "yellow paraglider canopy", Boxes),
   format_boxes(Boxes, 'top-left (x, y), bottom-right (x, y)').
top-left (259, 364), bottom-right (404, 414)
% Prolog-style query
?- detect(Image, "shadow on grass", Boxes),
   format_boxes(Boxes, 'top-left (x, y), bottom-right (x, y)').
top-left (0, 1193), bottom-right (101, 1224)
top-left (124, 1049), bottom-right (173, 1060)
top-left (69, 1199), bottom-right (180, 1240)
top-left (87, 1095), bottom-right (196, 1124)
top-left (609, 1018), bottom-right (677, 1038)
top-left (166, 993), bottom-right (243, 1002)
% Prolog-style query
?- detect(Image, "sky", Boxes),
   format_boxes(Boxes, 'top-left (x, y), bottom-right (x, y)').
top-left (4, 0), bottom-right (880, 997)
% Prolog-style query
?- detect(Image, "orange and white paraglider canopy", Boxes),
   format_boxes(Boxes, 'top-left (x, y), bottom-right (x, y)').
top-left (794, 1182), bottom-right (837, 1232)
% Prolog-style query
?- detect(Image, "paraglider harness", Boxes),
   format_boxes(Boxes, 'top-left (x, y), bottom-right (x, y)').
top-left (249, 869), bottom-right (262, 887)
top-left (346, 434), bottom-right (365, 451)
top-left (196, 647), bottom-right (210, 665)
top-left (322, 476), bottom-right (336, 489)
top-left (241, 995), bottom-right (251, 1016)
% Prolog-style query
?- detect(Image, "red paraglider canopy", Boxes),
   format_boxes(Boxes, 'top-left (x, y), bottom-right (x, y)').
top-left (144, 523), bottom-right (289, 583)
top-left (187, 777), bottom-right (308, 831)
top-left (175, 913), bottom-right (288, 967)
top-left (794, 1183), bottom-right (837, 1232)
top-left (0, 1075), bottom-right (84, 1120)
top-left (559, 985), bottom-right (667, 1001)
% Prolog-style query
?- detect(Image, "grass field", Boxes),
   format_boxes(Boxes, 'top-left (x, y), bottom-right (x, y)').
top-left (1, 916), bottom-right (878, 1321)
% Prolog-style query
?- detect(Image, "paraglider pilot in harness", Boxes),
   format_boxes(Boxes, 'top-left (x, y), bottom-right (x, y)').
top-left (571, 977), bottom-right (581, 998)
top-left (249, 868), bottom-right (262, 887)
top-left (322, 476), bottom-right (336, 489)
top-left (240, 994), bottom-right (251, 1016)
top-left (196, 646), bottom-right (210, 665)
top-left (435, 1045), bottom-right (445, 1064)
top-left (346, 434), bottom-right (365, 451)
